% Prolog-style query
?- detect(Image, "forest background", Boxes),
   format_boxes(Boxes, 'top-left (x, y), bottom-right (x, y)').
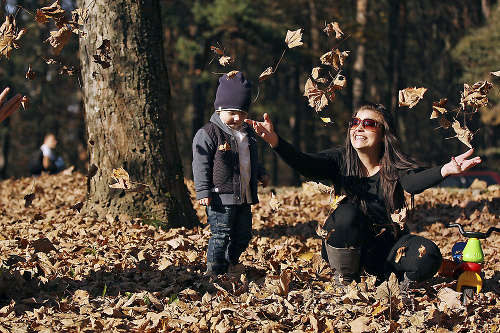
top-left (0, 0), bottom-right (499, 187)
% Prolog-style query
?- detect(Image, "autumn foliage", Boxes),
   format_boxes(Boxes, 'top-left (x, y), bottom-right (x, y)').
top-left (0, 171), bottom-right (499, 331)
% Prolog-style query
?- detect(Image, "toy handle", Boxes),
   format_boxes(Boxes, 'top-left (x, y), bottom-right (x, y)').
top-left (445, 223), bottom-right (498, 239)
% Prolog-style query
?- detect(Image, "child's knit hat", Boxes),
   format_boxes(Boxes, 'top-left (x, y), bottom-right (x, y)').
top-left (214, 71), bottom-right (252, 113)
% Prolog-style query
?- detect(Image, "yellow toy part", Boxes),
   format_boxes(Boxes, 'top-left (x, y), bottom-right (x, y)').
top-left (457, 270), bottom-right (482, 293)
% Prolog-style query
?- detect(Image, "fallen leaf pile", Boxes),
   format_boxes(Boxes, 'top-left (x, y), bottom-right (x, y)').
top-left (0, 172), bottom-right (499, 332)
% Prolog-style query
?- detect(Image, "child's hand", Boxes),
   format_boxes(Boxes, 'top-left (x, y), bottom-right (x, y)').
top-left (259, 174), bottom-right (270, 188)
top-left (198, 198), bottom-right (211, 206)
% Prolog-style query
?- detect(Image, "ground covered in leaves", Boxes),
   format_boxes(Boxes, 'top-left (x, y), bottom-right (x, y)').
top-left (0, 171), bottom-right (499, 332)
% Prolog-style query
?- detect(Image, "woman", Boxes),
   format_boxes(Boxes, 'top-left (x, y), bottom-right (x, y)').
top-left (245, 102), bottom-right (481, 286)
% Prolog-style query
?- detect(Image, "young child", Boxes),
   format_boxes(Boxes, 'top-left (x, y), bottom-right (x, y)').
top-left (192, 71), bottom-right (269, 275)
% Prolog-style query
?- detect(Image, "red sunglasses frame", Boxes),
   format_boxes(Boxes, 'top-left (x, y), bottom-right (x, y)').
top-left (348, 117), bottom-right (384, 131)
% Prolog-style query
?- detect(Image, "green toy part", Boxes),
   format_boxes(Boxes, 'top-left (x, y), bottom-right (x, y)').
top-left (461, 238), bottom-right (484, 263)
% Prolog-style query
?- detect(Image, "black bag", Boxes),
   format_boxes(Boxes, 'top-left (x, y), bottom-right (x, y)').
top-left (29, 149), bottom-right (43, 175)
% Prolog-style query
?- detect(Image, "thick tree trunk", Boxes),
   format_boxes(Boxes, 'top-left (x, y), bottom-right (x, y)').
top-left (78, 0), bottom-right (198, 228)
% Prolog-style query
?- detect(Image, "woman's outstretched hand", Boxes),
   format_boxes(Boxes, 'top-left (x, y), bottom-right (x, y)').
top-left (0, 88), bottom-right (22, 123)
top-left (441, 149), bottom-right (482, 177)
top-left (244, 113), bottom-right (279, 148)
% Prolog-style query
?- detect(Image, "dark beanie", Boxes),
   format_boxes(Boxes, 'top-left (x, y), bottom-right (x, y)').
top-left (214, 72), bottom-right (252, 113)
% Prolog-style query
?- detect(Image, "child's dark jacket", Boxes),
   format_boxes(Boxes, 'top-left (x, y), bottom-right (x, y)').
top-left (192, 112), bottom-right (268, 205)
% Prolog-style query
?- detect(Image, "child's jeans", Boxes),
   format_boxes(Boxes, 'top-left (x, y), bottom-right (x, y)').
top-left (206, 204), bottom-right (252, 274)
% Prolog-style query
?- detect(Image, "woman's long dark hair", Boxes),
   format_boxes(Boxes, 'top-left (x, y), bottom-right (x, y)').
top-left (342, 101), bottom-right (426, 216)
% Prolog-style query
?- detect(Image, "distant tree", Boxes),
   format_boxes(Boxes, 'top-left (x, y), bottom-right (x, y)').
top-left (77, 0), bottom-right (198, 228)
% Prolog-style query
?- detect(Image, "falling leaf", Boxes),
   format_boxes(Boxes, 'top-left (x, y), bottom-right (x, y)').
top-left (430, 98), bottom-right (448, 119)
top-left (0, 15), bottom-right (21, 59)
top-left (304, 78), bottom-right (329, 112)
top-left (35, 9), bottom-right (50, 24)
top-left (39, 0), bottom-right (67, 23)
top-left (210, 45), bottom-right (224, 55)
top-left (306, 181), bottom-right (335, 194)
top-left (331, 74), bottom-right (347, 90)
top-left (452, 120), bottom-right (474, 148)
top-left (398, 87), bottom-right (427, 108)
top-left (323, 22), bottom-right (343, 39)
top-left (439, 116), bottom-right (452, 129)
top-left (311, 67), bottom-right (328, 83)
top-left (219, 55), bottom-right (232, 66)
top-left (109, 168), bottom-right (133, 190)
top-left (24, 193), bottom-right (35, 207)
top-left (26, 65), bottom-right (36, 80)
top-left (320, 49), bottom-right (350, 71)
top-left (460, 81), bottom-right (492, 109)
top-left (270, 192), bottom-right (282, 211)
top-left (320, 117), bottom-right (333, 124)
top-left (86, 164), bottom-right (98, 178)
top-left (394, 246), bottom-right (406, 263)
top-left (285, 28), bottom-right (303, 48)
top-left (21, 96), bottom-right (30, 110)
top-left (418, 244), bottom-right (426, 258)
top-left (490, 70), bottom-right (500, 77)
top-left (331, 194), bottom-right (347, 210)
top-left (44, 25), bottom-right (72, 55)
top-left (259, 67), bottom-right (274, 82)
top-left (226, 70), bottom-right (238, 78)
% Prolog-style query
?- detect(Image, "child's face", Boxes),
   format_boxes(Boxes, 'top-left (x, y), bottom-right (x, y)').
top-left (218, 110), bottom-right (248, 129)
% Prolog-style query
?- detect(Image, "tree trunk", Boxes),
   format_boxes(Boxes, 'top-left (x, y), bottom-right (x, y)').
top-left (352, 0), bottom-right (368, 110)
top-left (78, 0), bottom-right (199, 228)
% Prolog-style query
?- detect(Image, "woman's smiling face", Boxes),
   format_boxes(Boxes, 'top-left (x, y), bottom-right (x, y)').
top-left (349, 109), bottom-right (384, 152)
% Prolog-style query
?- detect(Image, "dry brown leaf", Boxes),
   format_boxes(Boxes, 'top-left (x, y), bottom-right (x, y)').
top-left (375, 272), bottom-right (401, 300)
top-left (398, 87), bottom-right (427, 108)
top-left (349, 316), bottom-right (372, 333)
top-left (320, 49), bottom-right (349, 71)
top-left (109, 168), bottom-right (133, 190)
top-left (32, 238), bottom-right (57, 253)
top-left (35, 9), bottom-right (50, 24)
top-left (259, 67), bottom-right (274, 82)
top-left (93, 39), bottom-right (111, 69)
top-left (0, 15), bottom-right (21, 59)
top-left (394, 246), bottom-right (406, 263)
top-left (270, 192), bottom-right (282, 211)
top-left (20, 96), bottom-right (30, 110)
top-left (219, 55), bottom-right (233, 66)
top-left (320, 117), bottom-right (334, 124)
top-left (451, 120), bottom-right (474, 148)
top-left (285, 28), bottom-right (303, 48)
top-left (26, 64), bottom-right (36, 80)
top-left (211, 45), bottom-right (224, 55)
top-left (86, 164), bottom-right (98, 178)
top-left (430, 98), bottom-right (448, 119)
top-left (24, 193), bottom-right (35, 207)
top-left (304, 78), bottom-right (329, 112)
top-left (391, 207), bottom-right (407, 230)
top-left (40, 0), bottom-right (67, 23)
top-left (490, 70), bottom-right (500, 77)
top-left (439, 116), bottom-right (452, 129)
top-left (44, 25), bottom-right (72, 55)
top-left (226, 70), bottom-right (238, 78)
top-left (418, 244), bottom-right (426, 257)
top-left (323, 22), bottom-right (343, 39)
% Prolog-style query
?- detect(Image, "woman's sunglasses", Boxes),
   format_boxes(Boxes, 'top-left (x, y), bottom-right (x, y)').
top-left (348, 117), bottom-right (383, 131)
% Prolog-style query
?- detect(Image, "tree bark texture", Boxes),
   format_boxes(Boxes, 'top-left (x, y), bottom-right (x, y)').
top-left (78, 0), bottom-right (198, 228)
top-left (352, 0), bottom-right (368, 110)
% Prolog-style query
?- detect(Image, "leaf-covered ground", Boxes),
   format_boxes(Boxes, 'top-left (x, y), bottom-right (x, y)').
top-left (0, 171), bottom-right (499, 332)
